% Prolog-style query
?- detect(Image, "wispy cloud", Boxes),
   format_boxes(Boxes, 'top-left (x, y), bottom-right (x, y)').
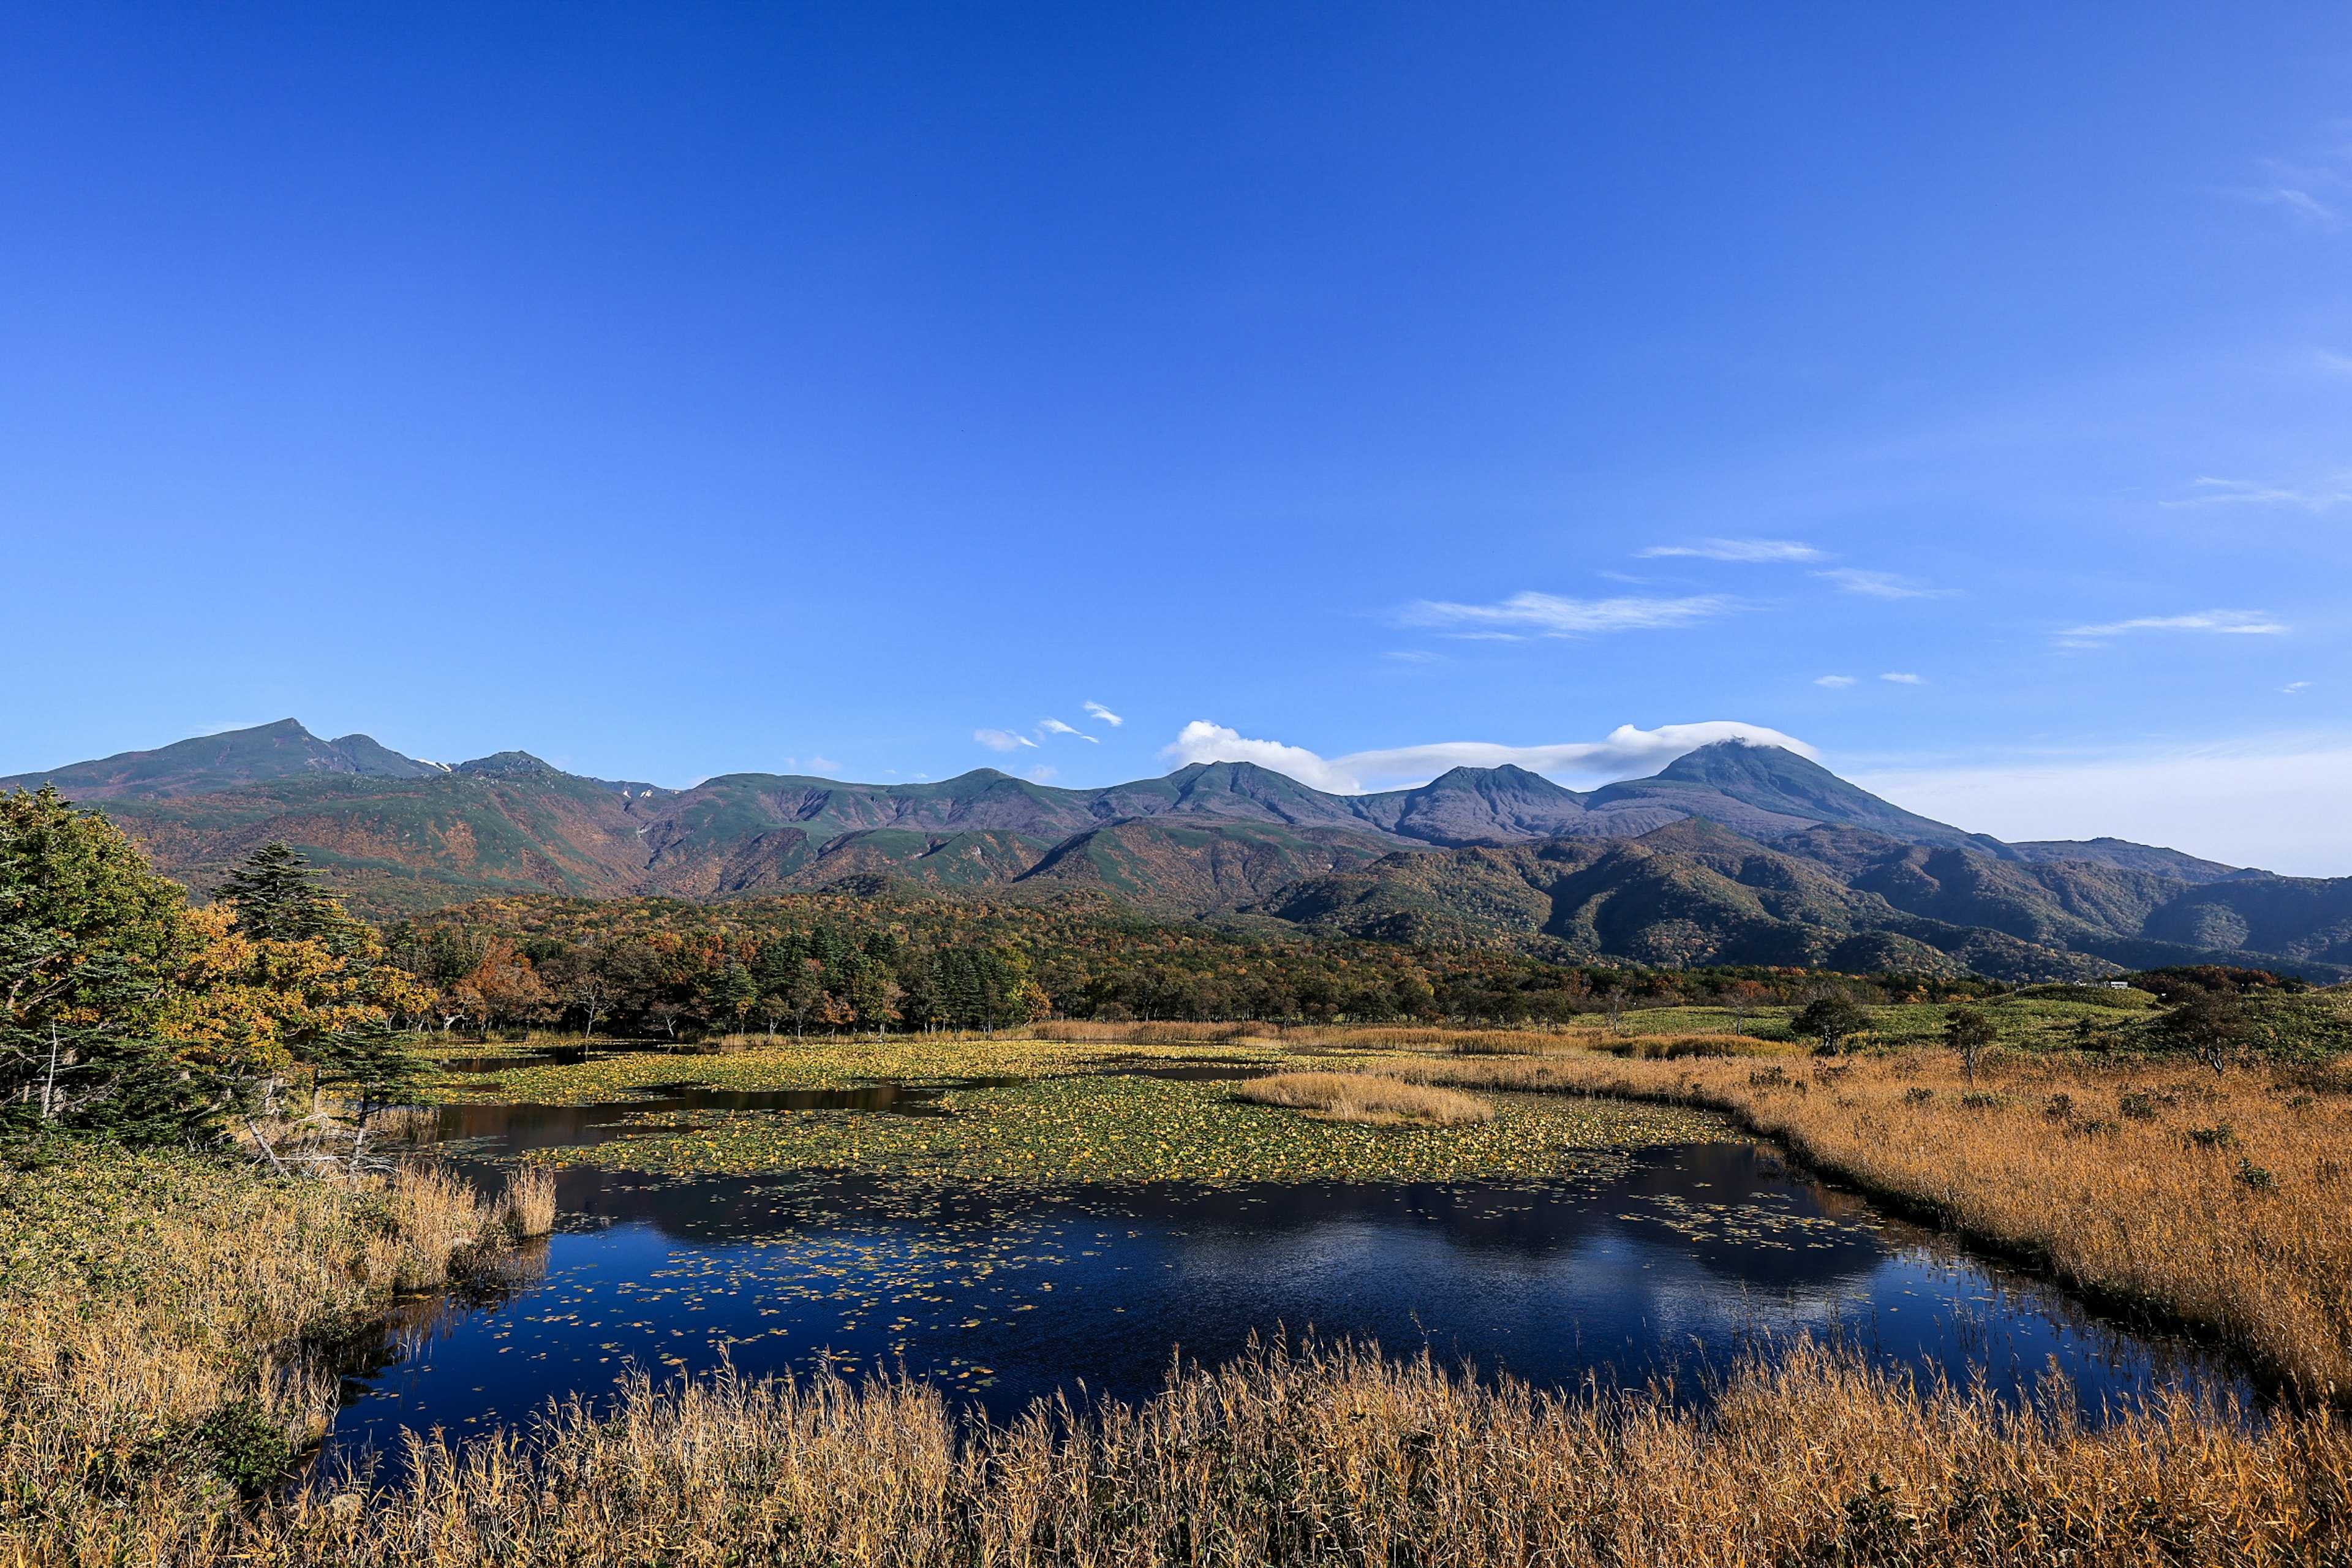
top-left (1814, 675), bottom-right (1856, 688)
top-left (1815, 568), bottom-right (1953, 600)
top-left (1880, 672), bottom-right (1924, 685)
top-left (1082, 701), bottom-right (1123, 727)
top-left (974, 728), bottom-right (1038, 752)
top-left (1637, 538), bottom-right (1823, 562)
top-left (2062, 609), bottom-right (2287, 639)
top-left (1401, 590), bottom-right (1733, 636)
top-left (2239, 147), bottom-right (2352, 230)
top-left (1161, 719), bottom-right (1814, 794)
top-left (2285, 681), bottom-right (2313, 695)
top-left (2161, 475), bottom-right (2352, 512)
top-left (1039, 718), bottom-right (1098, 742)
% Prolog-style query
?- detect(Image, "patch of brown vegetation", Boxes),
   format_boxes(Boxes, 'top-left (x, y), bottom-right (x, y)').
top-left (1395, 1047), bottom-right (2352, 1400)
top-left (65, 1338), bottom-right (2352, 1566)
top-left (1237, 1071), bottom-right (1494, 1126)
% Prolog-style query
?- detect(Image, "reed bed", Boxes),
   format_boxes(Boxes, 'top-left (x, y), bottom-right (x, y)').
top-left (29, 1336), bottom-right (2343, 1567)
top-left (496, 1160), bottom-right (559, 1238)
top-left (1387, 1047), bottom-right (2352, 1401)
top-left (1238, 1070), bottom-right (1495, 1126)
top-left (0, 1148), bottom-right (554, 1555)
top-left (1027, 1019), bottom-right (1267, 1046)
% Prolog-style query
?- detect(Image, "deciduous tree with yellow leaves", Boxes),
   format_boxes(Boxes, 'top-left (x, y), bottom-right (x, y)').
top-left (1, 787), bottom-right (423, 1143)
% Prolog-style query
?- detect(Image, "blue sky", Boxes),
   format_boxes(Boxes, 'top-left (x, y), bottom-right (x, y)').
top-left (8, 5), bottom-right (2352, 869)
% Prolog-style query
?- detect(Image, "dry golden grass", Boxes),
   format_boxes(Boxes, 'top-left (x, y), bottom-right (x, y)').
top-left (36, 1337), bottom-right (2347, 1567)
top-left (496, 1161), bottom-right (558, 1238)
top-left (1238, 1070), bottom-right (1496, 1126)
top-left (0, 1153), bottom-right (554, 1562)
top-left (1394, 1047), bottom-right (2352, 1401)
top-left (1028, 1019), bottom-right (1267, 1046)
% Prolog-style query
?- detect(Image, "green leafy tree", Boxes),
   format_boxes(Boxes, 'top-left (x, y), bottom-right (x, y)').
top-left (1943, 1005), bottom-right (1997, 1084)
top-left (713, 960), bottom-right (760, 1036)
top-left (1795, 993), bottom-right (1869, 1054)
top-left (0, 787), bottom-right (228, 1141)
top-left (2161, 990), bottom-right (2255, 1075)
top-left (308, 1022), bottom-right (429, 1140)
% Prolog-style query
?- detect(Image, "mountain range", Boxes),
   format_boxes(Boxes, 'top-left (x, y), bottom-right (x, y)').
top-left (8, 718), bottom-right (2342, 984)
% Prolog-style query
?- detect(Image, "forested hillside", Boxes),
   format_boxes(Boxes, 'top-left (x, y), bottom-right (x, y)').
top-left (14, 720), bottom-right (2350, 983)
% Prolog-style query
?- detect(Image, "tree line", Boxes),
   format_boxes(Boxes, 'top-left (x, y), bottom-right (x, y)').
top-left (2, 789), bottom-right (423, 1142)
top-left (382, 890), bottom-right (2003, 1039)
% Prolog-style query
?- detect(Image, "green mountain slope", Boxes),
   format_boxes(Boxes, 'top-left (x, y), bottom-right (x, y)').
top-left (1248, 817), bottom-right (2348, 984)
top-left (0, 718), bottom-right (442, 799)
top-left (21, 720), bottom-right (2342, 981)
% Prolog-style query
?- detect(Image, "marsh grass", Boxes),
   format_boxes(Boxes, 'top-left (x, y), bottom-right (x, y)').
top-left (0, 1145), bottom-right (554, 1555)
top-left (496, 1161), bottom-right (558, 1238)
top-left (1029, 1020), bottom-right (1266, 1046)
top-left (37, 1336), bottom-right (2351, 1567)
top-left (1237, 1070), bottom-right (1494, 1126)
top-left (1395, 1047), bottom-right (2352, 1401)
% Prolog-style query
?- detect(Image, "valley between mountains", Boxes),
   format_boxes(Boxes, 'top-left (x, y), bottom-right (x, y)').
top-left (9, 718), bottom-right (2346, 983)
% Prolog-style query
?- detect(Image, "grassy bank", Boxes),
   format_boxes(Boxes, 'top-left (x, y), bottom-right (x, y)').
top-left (1385, 1047), bottom-right (2352, 1401)
top-left (56, 1336), bottom-right (2352, 1567)
top-left (0, 1141), bottom-right (551, 1559)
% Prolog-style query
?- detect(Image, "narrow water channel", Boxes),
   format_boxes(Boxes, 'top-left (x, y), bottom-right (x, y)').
top-left (326, 1073), bottom-right (2248, 1471)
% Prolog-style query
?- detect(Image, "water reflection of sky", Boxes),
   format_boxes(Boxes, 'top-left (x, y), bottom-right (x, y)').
top-left (330, 1102), bottom-right (2247, 1472)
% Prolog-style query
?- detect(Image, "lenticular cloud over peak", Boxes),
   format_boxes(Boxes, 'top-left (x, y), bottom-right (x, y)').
top-left (1160, 720), bottom-right (1815, 794)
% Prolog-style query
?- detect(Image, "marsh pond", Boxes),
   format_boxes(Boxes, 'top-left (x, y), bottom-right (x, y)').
top-left (330, 1044), bottom-right (2243, 1468)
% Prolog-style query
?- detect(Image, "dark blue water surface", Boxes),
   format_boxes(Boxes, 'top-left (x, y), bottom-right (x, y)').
top-left (328, 1084), bottom-right (2244, 1467)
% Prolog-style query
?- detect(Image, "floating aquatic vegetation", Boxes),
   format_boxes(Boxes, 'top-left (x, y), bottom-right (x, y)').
top-left (533, 1073), bottom-right (1736, 1186)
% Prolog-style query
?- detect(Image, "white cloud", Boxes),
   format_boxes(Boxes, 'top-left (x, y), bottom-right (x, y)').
top-left (1023, 764), bottom-right (1058, 783)
top-left (1814, 675), bottom-right (1856, 688)
top-left (974, 728), bottom-right (1038, 752)
top-left (1401, 591), bottom-right (1732, 636)
top-left (1082, 701), bottom-right (1123, 727)
top-left (2162, 475), bottom-right (2352, 512)
top-left (2062, 609), bottom-right (2286, 638)
top-left (2285, 681), bottom-right (2313, 695)
top-left (1880, 673), bottom-right (1924, 685)
top-left (1038, 718), bottom-right (1098, 742)
top-left (2253, 185), bottom-right (2341, 227)
top-left (1815, 568), bottom-right (1953, 600)
top-left (2232, 143), bottom-right (2352, 232)
top-left (1637, 538), bottom-right (1823, 562)
top-left (1160, 719), bottom-right (1816, 794)
top-left (1849, 734), bottom-right (2352, 876)
top-left (779, 755), bottom-right (845, 775)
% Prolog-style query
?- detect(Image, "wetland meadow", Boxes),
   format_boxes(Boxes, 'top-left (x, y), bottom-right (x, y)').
top-left (13, 1015), bottom-right (2352, 1564)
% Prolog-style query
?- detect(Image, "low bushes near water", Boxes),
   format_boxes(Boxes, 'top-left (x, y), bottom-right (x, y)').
top-left (46, 1336), bottom-right (2352, 1567)
top-left (0, 1142), bottom-right (554, 1541)
top-left (1236, 1070), bottom-right (1493, 1126)
top-left (1392, 1047), bottom-right (2352, 1402)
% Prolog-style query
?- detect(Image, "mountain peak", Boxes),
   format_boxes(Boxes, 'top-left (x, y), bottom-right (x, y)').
top-left (0, 718), bottom-right (437, 800)
top-left (454, 750), bottom-right (565, 778)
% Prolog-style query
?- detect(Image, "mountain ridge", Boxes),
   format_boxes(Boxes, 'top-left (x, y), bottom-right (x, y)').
top-left (9, 719), bottom-right (2322, 983)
